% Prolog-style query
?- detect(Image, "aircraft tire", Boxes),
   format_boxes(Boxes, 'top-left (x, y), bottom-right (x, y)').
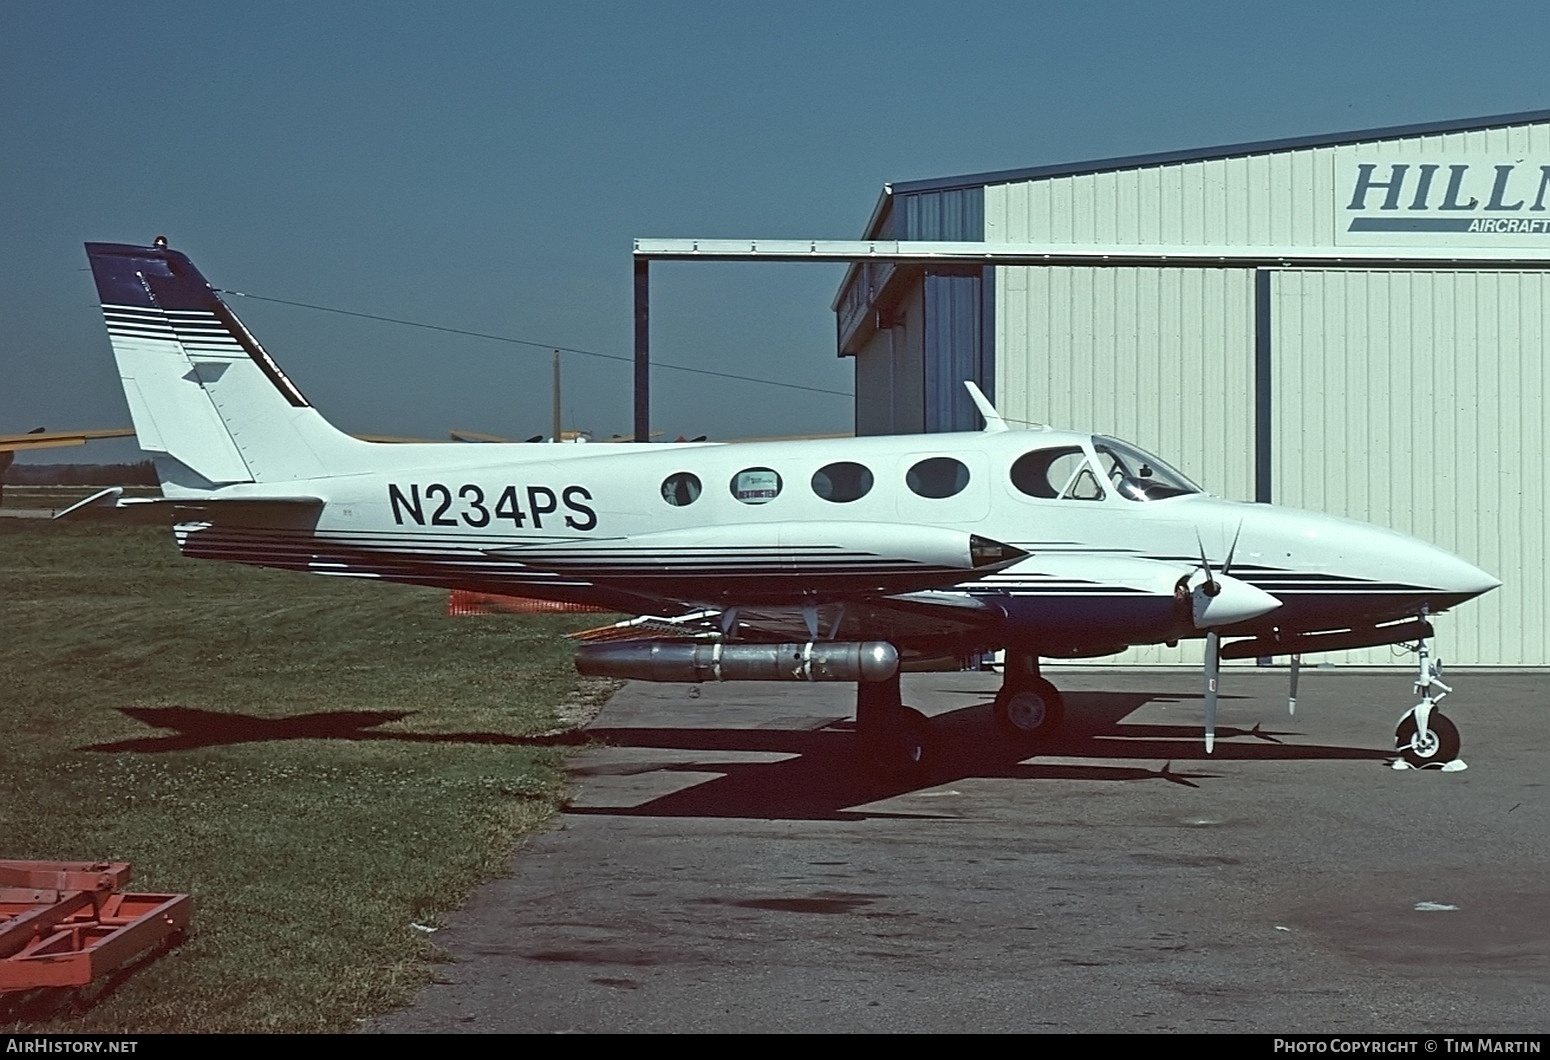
top-left (1395, 710), bottom-right (1461, 768)
top-left (994, 678), bottom-right (1065, 740)
top-left (864, 706), bottom-right (933, 780)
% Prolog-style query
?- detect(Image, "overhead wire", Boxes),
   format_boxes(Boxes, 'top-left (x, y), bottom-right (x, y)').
top-left (220, 290), bottom-right (855, 399)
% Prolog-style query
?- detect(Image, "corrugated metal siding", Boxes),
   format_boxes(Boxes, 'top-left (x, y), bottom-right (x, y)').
top-left (853, 286), bottom-right (929, 437)
top-left (853, 326), bottom-right (896, 437)
top-left (899, 188), bottom-right (984, 241)
top-left (894, 110), bottom-right (1550, 196)
top-left (900, 189), bottom-right (991, 431)
top-left (984, 121), bottom-right (1550, 247)
top-left (891, 283), bottom-right (926, 434)
top-left (992, 262), bottom-right (1545, 666)
top-left (1271, 269), bottom-right (1547, 666)
top-left (976, 117), bottom-right (1550, 666)
top-left (923, 272), bottom-right (987, 432)
top-left (995, 265), bottom-right (1255, 666)
top-left (996, 266), bottom-right (1256, 499)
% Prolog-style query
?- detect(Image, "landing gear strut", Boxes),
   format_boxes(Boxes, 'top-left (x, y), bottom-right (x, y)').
top-left (855, 673), bottom-right (933, 779)
top-left (993, 651), bottom-right (1065, 741)
top-left (1394, 611), bottom-right (1465, 770)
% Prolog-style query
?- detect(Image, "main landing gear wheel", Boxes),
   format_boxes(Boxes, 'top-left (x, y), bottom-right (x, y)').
top-left (1395, 710), bottom-right (1461, 769)
top-left (864, 706), bottom-right (933, 780)
top-left (993, 677), bottom-right (1065, 740)
top-left (856, 675), bottom-right (934, 781)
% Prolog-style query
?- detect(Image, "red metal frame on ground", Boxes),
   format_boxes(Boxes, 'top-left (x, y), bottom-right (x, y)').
top-left (0, 860), bottom-right (191, 991)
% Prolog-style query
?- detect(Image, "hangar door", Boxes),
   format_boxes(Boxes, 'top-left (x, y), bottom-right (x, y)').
top-left (995, 264), bottom-right (1536, 667)
top-left (1271, 270), bottom-right (1546, 667)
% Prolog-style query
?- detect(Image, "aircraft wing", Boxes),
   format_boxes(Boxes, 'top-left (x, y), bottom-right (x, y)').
top-left (0, 428), bottom-right (136, 452)
top-left (568, 550), bottom-right (1279, 665)
top-left (569, 590), bottom-right (1010, 666)
top-left (730, 591), bottom-right (1005, 645)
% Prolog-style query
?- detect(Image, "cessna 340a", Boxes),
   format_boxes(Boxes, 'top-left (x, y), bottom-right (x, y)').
top-left (65, 240), bottom-right (1501, 775)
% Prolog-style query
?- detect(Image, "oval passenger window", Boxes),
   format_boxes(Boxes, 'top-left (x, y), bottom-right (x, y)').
top-left (906, 457), bottom-right (970, 499)
top-left (812, 461), bottom-right (874, 503)
top-left (661, 472), bottom-right (702, 507)
top-left (730, 467), bottom-right (782, 504)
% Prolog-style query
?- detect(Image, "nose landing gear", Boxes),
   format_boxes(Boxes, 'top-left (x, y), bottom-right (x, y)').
top-left (1393, 611), bottom-right (1467, 771)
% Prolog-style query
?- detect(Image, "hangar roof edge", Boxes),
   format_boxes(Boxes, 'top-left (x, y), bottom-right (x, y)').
top-left (888, 108), bottom-right (1550, 197)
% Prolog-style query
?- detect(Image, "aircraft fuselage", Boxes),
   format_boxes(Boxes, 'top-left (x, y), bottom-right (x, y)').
top-left (164, 426), bottom-right (1497, 657)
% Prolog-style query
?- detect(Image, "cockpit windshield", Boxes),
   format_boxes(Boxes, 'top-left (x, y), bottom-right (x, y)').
top-left (1092, 436), bottom-right (1202, 501)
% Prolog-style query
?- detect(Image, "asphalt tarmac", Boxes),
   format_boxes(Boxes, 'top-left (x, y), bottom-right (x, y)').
top-left (368, 668), bottom-right (1549, 1034)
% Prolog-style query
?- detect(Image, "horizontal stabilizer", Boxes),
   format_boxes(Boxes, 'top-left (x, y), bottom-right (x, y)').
top-left (54, 487), bottom-right (323, 523)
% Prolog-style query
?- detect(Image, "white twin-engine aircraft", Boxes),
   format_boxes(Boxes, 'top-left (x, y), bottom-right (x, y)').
top-left (66, 240), bottom-right (1501, 775)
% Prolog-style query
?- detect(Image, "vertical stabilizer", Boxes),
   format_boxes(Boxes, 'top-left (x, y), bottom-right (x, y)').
top-left (85, 242), bottom-right (367, 486)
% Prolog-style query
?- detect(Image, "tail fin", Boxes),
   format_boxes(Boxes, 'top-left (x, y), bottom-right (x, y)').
top-left (85, 241), bottom-right (366, 488)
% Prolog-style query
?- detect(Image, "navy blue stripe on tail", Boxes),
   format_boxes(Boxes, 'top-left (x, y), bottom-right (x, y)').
top-left (84, 242), bottom-right (310, 408)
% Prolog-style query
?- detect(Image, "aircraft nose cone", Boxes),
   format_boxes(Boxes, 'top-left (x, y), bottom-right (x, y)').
top-left (1431, 550), bottom-right (1501, 600)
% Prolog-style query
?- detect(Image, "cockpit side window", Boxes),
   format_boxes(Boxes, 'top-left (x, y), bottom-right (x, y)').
top-left (1062, 464), bottom-right (1105, 501)
top-left (1010, 446), bottom-right (1105, 501)
top-left (1092, 437), bottom-right (1202, 501)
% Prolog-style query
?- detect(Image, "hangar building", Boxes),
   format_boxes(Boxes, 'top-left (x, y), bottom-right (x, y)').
top-left (835, 111), bottom-right (1550, 666)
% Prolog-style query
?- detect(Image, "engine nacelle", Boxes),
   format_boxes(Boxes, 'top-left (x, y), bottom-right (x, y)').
top-left (575, 640), bottom-right (899, 683)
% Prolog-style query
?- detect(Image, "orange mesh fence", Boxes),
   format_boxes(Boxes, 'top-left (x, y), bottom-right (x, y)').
top-left (447, 590), bottom-right (609, 616)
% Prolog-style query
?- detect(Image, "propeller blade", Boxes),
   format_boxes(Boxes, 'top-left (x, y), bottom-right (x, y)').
top-left (1194, 531), bottom-right (1218, 595)
top-left (1223, 520), bottom-right (1244, 575)
top-left (1288, 653), bottom-right (1301, 716)
top-left (1204, 631), bottom-right (1220, 754)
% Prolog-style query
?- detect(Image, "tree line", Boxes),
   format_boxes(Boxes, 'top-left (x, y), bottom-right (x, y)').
top-left (1, 461), bottom-right (158, 486)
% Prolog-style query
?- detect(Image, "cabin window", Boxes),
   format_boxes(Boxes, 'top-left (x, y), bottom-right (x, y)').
top-left (812, 461), bottom-right (873, 503)
top-left (731, 467), bottom-right (782, 504)
top-left (1009, 447), bottom-right (1106, 500)
top-left (906, 457), bottom-right (970, 499)
top-left (661, 472), bottom-right (702, 507)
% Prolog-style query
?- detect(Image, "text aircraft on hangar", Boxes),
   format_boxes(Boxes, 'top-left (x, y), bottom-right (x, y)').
top-left (63, 241), bottom-right (1501, 775)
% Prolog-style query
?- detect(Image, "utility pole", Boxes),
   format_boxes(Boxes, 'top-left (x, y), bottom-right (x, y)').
top-left (552, 349), bottom-right (562, 443)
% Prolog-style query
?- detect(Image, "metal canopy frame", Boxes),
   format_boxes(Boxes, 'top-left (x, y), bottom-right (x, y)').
top-left (629, 238), bottom-right (1550, 441)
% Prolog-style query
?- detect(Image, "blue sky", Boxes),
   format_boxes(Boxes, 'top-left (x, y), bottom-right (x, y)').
top-left (6, 1), bottom-right (1550, 458)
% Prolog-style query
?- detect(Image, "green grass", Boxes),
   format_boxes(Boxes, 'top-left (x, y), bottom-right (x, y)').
top-left (0, 521), bottom-right (615, 1032)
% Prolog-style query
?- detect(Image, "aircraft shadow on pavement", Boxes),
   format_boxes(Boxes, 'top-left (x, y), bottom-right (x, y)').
top-left (565, 689), bottom-right (1395, 822)
top-left (79, 692), bottom-right (1393, 823)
